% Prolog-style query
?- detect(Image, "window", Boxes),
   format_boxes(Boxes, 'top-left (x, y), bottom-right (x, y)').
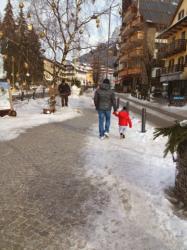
top-left (181, 31), bottom-right (186, 40)
top-left (178, 56), bottom-right (184, 65)
top-left (178, 10), bottom-right (185, 21)
top-left (185, 55), bottom-right (187, 65)
top-left (169, 59), bottom-right (174, 67)
top-left (169, 59), bottom-right (175, 72)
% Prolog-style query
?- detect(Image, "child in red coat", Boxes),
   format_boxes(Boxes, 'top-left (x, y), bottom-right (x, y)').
top-left (113, 106), bottom-right (132, 138)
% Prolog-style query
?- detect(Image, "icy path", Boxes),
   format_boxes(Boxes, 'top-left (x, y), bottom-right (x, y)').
top-left (82, 111), bottom-right (187, 250)
top-left (1, 91), bottom-right (187, 249)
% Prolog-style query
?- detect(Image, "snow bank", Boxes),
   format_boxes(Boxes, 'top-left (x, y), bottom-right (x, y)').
top-left (0, 95), bottom-right (89, 141)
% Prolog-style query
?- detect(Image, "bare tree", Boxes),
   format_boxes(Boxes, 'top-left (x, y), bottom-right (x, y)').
top-left (139, 22), bottom-right (155, 100)
top-left (92, 51), bottom-right (101, 85)
top-left (30, 0), bottom-right (118, 82)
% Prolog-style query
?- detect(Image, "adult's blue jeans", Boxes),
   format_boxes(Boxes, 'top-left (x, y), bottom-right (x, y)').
top-left (98, 110), bottom-right (111, 137)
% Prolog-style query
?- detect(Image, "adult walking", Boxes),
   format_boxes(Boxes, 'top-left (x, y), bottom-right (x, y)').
top-left (94, 78), bottom-right (117, 139)
top-left (58, 79), bottom-right (71, 107)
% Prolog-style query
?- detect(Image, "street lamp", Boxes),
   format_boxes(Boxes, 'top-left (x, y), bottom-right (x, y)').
top-left (19, 2), bottom-right (24, 9)
top-left (106, 6), bottom-right (112, 78)
top-left (11, 56), bottom-right (15, 89)
top-left (106, 4), bottom-right (121, 79)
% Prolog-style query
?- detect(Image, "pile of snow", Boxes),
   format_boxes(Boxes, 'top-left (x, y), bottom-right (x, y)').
top-left (180, 120), bottom-right (187, 127)
top-left (0, 95), bottom-right (91, 141)
top-left (35, 85), bottom-right (45, 93)
top-left (71, 85), bottom-right (81, 96)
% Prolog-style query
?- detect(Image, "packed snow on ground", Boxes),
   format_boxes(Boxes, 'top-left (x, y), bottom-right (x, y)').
top-left (81, 111), bottom-right (187, 250)
top-left (0, 95), bottom-right (90, 141)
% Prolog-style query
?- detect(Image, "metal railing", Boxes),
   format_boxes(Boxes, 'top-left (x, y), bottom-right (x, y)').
top-left (161, 64), bottom-right (185, 74)
top-left (158, 39), bottom-right (186, 58)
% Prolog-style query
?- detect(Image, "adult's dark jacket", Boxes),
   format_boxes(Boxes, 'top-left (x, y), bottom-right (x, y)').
top-left (94, 83), bottom-right (117, 111)
top-left (58, 83), bottom-right (71, 95)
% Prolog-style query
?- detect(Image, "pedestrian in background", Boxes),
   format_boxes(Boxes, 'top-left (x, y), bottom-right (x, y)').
top-left (94, 78), bottom-right (117, 140)
top-left (113, 106), bottom-right (132, 139)
top-left (58, 79), bottom-right (71, 107)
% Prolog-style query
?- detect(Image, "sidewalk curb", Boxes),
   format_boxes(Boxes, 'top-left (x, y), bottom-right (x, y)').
top-left (116, 93), bottom-right (186, 121)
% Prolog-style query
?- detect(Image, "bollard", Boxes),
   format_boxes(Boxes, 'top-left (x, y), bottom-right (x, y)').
top-left (32, 89), bottom-right (36, 99)
top-left (141, 108), bottom-right (146, 133)
top-left (42, 87), bottom-right (45, 98)
top-left (116, 97), bottom-right (120, 109)
top-left (21, 91), bottom-right (24, 101)
top-left (126, 101), bottom-right (129, 112)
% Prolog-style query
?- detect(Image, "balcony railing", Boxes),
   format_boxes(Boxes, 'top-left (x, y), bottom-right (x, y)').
top-left (120, 54), bottom-right (128, 63)
top-left (158, 39), bottom-right (187, 58)
top-left (118, 66), bottom-right (141, 77)
top-left (128, 67), bottom-right (141, 75)
top-left (155, 69), bottom-right (161, 77)
top-left (161, 64), bottom-right (185, 75)
top-left (131, 32), bottom-right (144, 42)
top-left (129, 48), bottom-right (143, 58)
top-left (118, 68), bottom-right (128, 77)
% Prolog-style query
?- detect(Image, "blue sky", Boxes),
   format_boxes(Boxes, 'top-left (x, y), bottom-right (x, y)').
top-left (0, 1), bottom-right (6, 11)
top-left (0, 0), bottom-right (120, 60)
top-left (0, 0), bottom-right (121, 42)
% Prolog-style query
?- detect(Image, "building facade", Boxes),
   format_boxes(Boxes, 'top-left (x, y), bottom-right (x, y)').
top-left (44, 59), bottom-right (93, 86)
top-left (157, 0), bottom-right (187, 103)
top-left (118, 0), bottom-right (178, 97)
top-left (64, 62), bottom-right (93, 86)
top-left (43, 58), bottom-right (64, 83)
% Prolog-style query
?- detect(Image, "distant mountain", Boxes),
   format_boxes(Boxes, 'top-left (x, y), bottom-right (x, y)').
top-left (79, 27), bottom-right (119, 68)
top-left (111, 27), bottom-right (120, 42)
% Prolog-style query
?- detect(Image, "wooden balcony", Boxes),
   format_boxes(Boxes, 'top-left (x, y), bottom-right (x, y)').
top-left (122, 20), bottom-right (142, 38)
top-left (121, 41), bottom-right (133, 51)
top-left (161, 64), bottom-right (185, 75)
top-left (128, 67), bottom-right (141, 75)
top-left (158, 39), bottom-right (187, 58)
top-left (118, 68), bottom-right (128, 77)
top-left (160, 64), bottom-right (186, 82)
top-left (130, 38), bottom-right (143, 48)
top-left (131, 31), bottom-right (144, 42)
top-left (118, 67), bottom-right (141, 77)
top-left (129, 48), bottom-right (143, 58)
top-left (120, 53), bottom-right (128, 63)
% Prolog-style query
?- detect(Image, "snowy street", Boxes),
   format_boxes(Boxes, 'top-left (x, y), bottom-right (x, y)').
top-left (0, 93), bottom-right (187, 249)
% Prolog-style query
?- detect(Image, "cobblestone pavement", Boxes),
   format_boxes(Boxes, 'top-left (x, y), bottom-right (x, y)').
top-left (0, 108), bottom-right (109, 250)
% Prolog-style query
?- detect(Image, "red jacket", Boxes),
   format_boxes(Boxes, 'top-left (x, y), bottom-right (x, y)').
top-left (113, 111), bottom-right (132, 127)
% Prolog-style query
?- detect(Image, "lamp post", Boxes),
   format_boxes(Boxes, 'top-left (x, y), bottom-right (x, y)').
top-left (106, 4), bottom-right (121, 79)
top-left (106, 6), bottom-right (112, 79)
top-left (11, 56), bottom-right (15, 88)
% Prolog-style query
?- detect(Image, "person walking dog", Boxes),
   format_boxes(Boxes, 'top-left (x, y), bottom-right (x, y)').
top-left (94, 78), bottom-right (117, 140)
top-left (113, 106), bottom-right (132, 139)
top-left (58, 79), bottom-right (71, 107)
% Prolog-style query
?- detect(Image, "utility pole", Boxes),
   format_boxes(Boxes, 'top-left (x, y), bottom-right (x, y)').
top-left (106, 6), bottom-right (112, 79)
